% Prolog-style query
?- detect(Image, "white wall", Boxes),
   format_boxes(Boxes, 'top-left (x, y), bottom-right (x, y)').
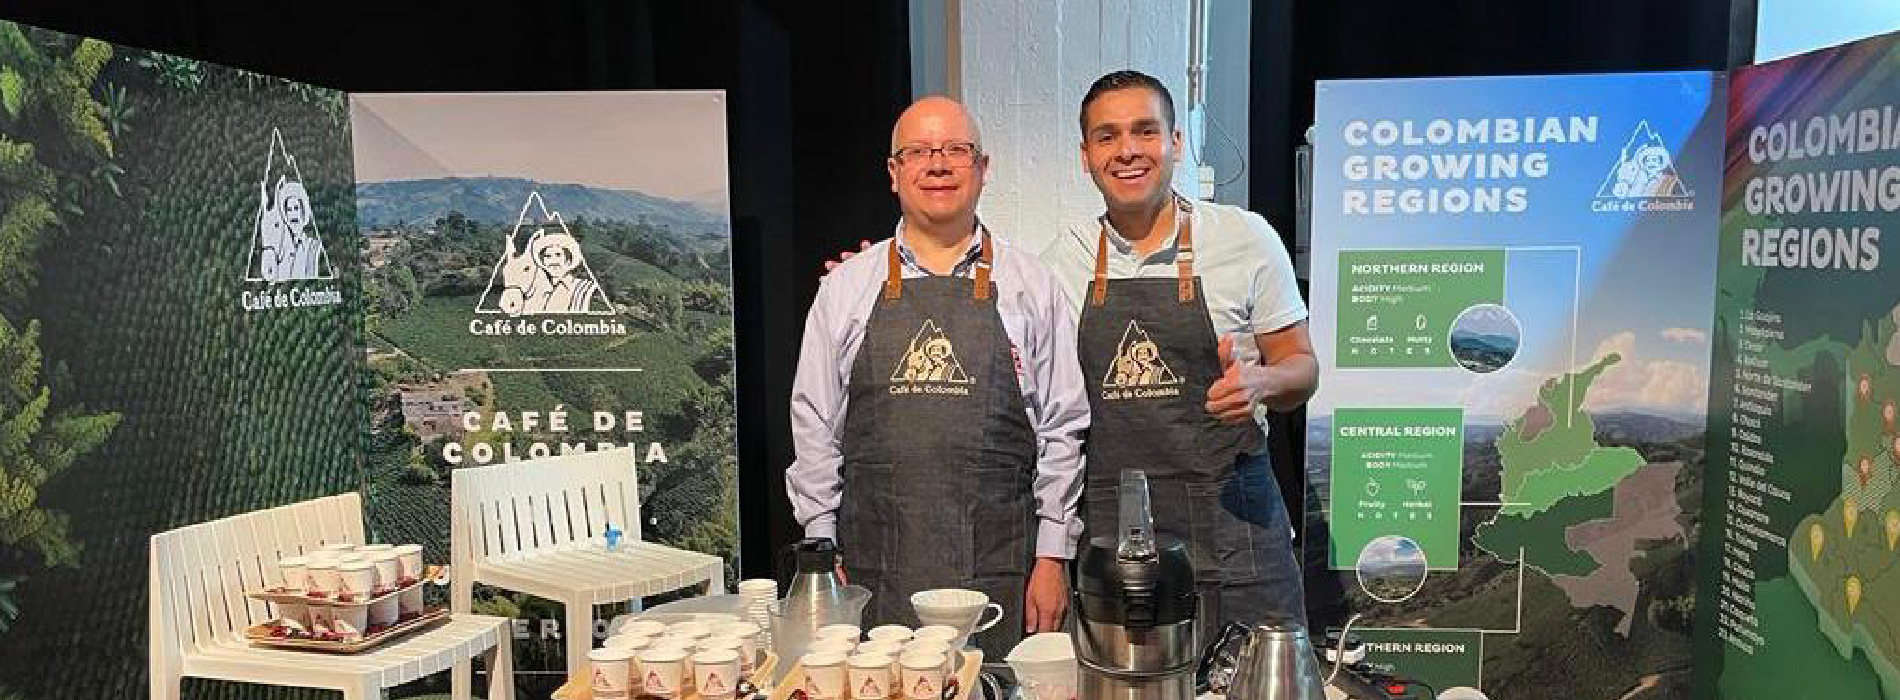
top-left (944, 0), bottom-right (1199, 254)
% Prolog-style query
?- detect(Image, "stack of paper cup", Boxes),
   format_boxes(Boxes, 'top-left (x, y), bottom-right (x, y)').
top-left (737, 579), bottom-right (777, 646)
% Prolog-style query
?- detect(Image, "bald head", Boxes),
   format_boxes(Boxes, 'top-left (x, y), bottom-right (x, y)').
top-left (890, 95), bottom-right (982, 152)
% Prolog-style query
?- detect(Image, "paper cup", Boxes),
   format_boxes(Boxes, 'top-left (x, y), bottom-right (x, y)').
top-left (858, 640), bottom-right (905, 676)
top-left (810, 637), bottom-right (858, 656)
top-left (335, 562), bottom-right (376, 601)
top-left (356, 544), bottom-right (393, 554)
top-left (667, 620), bottom-right (713, 641)
top-left (368, 552), bottom-right (402, 594)
top-left (716, 621), bottom-right (762, 666)
top-left (398, 586), bottom-right (424, 618)
top-left (275, 601), bottom-right (310, 628)
top-left (900, 651), bottom-right (949, 700)
top-left (849, 653), bottom-right (895, 700)
top-left (333, 606), bottom-right (369, 640)
top-left (619, 618), bottom-right (670, 638)
top-left (590, 647), bottom-right (638, 699)
top-left (639, 647), bottom-right (689, 699)
top-left (867, 625), bottom-right (913, 643)
top-left (319, 542), bottom-right (356, 554)
top-left (369, 596), bottom-right (400, 628)
top-left (818, 624), bottom-right (863, 642)
top-left (277, 556), bottom-right (309, 592)
top-left (801, 652), bottom-right (849, 700)
top-left (694, 648), bottom-right (741, 697)
top-left (604, 633), bottom-right (652, 652)
top-left (912, 625), bottom-right (959, 646)
top-left (393, 544), bottom-right (424, 583)
top-left (700, 635), bottom-right (749, 674)
top-left (304, 561), bottom-right (340, 598)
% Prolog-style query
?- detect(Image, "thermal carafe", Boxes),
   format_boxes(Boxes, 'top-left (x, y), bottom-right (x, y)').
top-left (1073, 471), bottom-right (1200, 700)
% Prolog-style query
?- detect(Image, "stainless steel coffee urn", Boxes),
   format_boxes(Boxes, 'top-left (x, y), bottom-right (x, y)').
top-left (1072, 471), bottom-right (1200, 700)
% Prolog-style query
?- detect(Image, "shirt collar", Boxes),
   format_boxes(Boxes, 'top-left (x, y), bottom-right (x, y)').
top-left (1098, 194), bottom-right (1194, 263)
top-left (893, 219), bottom-right (985, 278)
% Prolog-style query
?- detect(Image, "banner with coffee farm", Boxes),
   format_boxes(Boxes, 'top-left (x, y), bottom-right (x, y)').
top-left (350, 91), bottom-right (738, 687)
top-left (0, 20), bottom-right (364, 700)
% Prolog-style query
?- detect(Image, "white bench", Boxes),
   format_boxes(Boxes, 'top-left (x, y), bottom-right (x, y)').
top-left (149, 492), bottom-right (514, 700)
top-left (450, 447), bottom-right (725, 679)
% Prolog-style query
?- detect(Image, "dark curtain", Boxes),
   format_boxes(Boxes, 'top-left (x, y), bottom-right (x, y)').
top-left (0, 0), bottom-right (913, 582)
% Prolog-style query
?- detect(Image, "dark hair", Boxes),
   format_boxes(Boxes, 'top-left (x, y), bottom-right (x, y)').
top-left (1078, 70), bottom-right (1176, 134)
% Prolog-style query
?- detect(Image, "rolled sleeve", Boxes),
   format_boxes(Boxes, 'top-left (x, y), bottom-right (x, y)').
top-left (786, 279), bottom-right (848, 542)
top-left (1023, 266), bottom-right (1090, 560)
top-left (1242, 213), bottom-right (1309, 334)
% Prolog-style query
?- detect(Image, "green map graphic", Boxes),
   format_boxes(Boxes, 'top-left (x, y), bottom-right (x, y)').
top-left (1786, 307), bottom-right (1900, 697)
top-left (1474, 352), bottom-right (1679, 634)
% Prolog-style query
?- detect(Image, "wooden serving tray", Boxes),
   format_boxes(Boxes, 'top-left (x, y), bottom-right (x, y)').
top-left (554, 651), bottom-right (780, 700)
top-left (244, 565), bottom-right (445, 611)
top-left (769, 650), bottom-right (981, 700)
top-left (243, 607), bottom-right (451, 653)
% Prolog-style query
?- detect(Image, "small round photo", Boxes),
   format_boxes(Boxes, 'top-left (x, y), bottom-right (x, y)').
top-left (1355, 535), bottom-right (1429, 603)
top-left (1449, 304), bottom-right (1521, 374)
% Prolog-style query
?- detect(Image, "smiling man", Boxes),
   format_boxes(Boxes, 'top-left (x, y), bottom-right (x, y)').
top-left (786, 96), bottom-right (1090, 656)
top-left (1042, 70), bottom-right (1318, 633)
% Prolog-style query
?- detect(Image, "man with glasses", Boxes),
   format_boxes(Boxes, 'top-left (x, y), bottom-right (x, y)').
top-left (786, 96), bottom-right (1089, 656)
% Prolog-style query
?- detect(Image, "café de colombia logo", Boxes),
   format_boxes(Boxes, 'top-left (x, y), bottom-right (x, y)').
top-left (240, 127), bottom-right (343, 311)
top-left (1591, 120), bottom-right (1694, 213)
top-left (470, 191), bottom-right (628, 337)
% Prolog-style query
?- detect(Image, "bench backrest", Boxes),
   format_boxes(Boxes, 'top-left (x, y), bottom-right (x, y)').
top-left (449, 447), bottom-right (642, 566)
top-left (148, 493), bottom-right (366, 659)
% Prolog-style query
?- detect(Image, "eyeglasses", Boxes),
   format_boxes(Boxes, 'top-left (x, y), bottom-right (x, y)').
top-left (891, 141), bottom-right (982, 167)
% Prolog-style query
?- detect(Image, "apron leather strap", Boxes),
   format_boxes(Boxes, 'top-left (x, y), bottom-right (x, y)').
top-left (973, 228), bottom-right (993, 301)
top-left (1090, 195), bottom-right (1196, 306)
top-left (884, 225), bottom-right (994, 301)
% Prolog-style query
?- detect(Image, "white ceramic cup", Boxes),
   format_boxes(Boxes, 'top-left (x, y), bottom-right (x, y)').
top-left (866, 625), bottom-right (914, 643)
top-left (849, 653), bottom-right (895, 700)
top-left (639, 647), bottom-right (690, 698)
top-left (911, 589), bottom-right (1003, 640)
top-left (620, 618), bottom-right (670, 638)
top-left (277, 556), bottom-right (309, 592)
top-left (336, 562), bottom-right (376, 600)
top-left (589, 647), bottom-right (639, 699)
top-left (801, 652), bottom-right (849, 700)
top-left (818, 623), bottom-right (863, 642)
top-left (810, 637), bottom-right (858, 656)
top-left (694, 648), bottom-right (741, 697)
top-left (304, 561), bottom-right (340, 598)
top-left (900, 651), bottom-right (949, 700)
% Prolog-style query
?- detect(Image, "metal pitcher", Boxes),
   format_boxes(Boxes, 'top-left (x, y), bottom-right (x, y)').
top-left (1225, 620), bottom-right (1326, 700)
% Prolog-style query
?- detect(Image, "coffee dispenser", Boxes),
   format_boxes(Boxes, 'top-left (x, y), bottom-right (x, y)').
top-left (1072, 471), bottom-right (1200, 700)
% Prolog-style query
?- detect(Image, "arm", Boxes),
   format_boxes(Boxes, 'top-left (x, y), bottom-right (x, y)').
top-left (1022, 268), bottom-right (1090, 632)
top-left (786, 280), bottom-right (850, 544)
top-left (1205, 211), bottom-right (1315, 421)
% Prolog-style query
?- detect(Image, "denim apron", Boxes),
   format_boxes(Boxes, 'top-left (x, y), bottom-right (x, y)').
top-left (837, 230), bottom-right (1038, 658)
top-left (1076, 198), bottom-right (1306, 635)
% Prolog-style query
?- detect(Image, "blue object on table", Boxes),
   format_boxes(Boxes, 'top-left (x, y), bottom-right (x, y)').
top-left (603, 522), bottom-right (624, 551)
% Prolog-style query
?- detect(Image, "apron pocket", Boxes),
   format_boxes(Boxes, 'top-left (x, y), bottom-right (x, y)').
top-left (970, 466), bottom-right (1031, 578)
top-left (838, 461), bottom-right (897, 575)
